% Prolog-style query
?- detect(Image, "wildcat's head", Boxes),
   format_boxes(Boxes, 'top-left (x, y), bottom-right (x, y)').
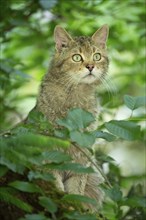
top-left (53, 25), bottom-right (109, 85)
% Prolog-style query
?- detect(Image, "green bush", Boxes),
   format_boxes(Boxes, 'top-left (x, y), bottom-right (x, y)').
top-left (0, 104), bottom-right (145, 219)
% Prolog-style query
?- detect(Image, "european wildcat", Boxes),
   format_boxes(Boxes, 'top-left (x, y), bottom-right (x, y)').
top-left (36, 25), bottom-right (109, 211)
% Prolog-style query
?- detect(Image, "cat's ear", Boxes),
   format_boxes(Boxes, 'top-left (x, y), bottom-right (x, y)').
top-left (92, 24), bottom-right (109, 49)
top-left (54, 26), bottom-right (73, 51)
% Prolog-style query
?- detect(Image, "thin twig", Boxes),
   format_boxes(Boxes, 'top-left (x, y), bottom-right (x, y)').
top-left (72, 142), bottom-right (112, 188)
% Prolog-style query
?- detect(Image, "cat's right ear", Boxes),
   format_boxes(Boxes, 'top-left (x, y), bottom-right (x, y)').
top-left (54, 26), bottom-right (73, 52)
top-left (92, 24), bottom-right (109, 49)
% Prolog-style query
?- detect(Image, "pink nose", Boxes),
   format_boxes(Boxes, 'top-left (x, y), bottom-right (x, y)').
top-left (86, 64), bottom-right (94, 72)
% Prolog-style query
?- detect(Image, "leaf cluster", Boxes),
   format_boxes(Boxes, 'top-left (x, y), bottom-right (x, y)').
top-left (0, 109), bottom-right (100, 220)
top-left (0, 95), bottom-right (145, 219)
top-left (0, 0), bottom-right (145, 131)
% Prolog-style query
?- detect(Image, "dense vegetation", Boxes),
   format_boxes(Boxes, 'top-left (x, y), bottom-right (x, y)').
top-left (0, 0), bottom-right (145, 220)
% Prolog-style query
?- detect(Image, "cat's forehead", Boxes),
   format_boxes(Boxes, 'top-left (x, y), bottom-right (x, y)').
top-left (74, 36), bottom-right (92, 44)
top-left (71, 36), bottom-right (98, 54)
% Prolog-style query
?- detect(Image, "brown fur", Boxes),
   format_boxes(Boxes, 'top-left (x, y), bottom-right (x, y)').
top-left (36, 25), bottom-right (109, 212)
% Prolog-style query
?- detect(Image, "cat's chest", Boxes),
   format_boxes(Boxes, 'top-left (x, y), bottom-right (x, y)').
top-left (61, 87), bottom-right (97, 114)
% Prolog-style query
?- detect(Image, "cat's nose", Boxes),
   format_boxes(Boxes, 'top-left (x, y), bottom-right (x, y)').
top-left (86, 64), bottom-right (94, 72)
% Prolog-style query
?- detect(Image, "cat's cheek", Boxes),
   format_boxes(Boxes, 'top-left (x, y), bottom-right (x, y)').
top-left (93, 69), bottom-right (104, 78)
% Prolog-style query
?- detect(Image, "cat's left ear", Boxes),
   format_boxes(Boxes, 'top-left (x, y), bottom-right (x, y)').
top-left (92, 24), bottom-right (109, 49)
top-left (54, 26), bottom-right (73, 52)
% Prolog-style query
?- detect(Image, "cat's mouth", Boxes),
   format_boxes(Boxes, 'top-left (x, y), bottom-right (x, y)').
top-left (81, 72), bottom-right (97, 84)
top-left (83, 72), bottom-right (95, 78)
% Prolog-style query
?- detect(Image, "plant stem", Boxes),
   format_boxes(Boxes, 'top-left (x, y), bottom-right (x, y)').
top-left (72, 142), bottom-right (112, 188)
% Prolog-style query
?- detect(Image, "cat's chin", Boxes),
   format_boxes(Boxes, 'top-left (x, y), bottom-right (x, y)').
top-left (81, 74), bottom-right (97, 84)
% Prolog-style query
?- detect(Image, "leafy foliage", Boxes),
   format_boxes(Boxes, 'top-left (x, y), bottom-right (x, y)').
top-left (105, 120), bottom-right (141, 141)
top-left (0, 187), bottom-right (33, 213)
top-left (124, 95), bottom-right (146, 111)
top-left (0, 103), bottom-right (145, 219)
top-left (0, 0), bottom-right (145, 219)
top-left (57, 108), bottom-right (95, 131)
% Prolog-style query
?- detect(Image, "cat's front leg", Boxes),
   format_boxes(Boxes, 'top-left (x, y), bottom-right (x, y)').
top-left (53, 171), bottom-right (65, 192)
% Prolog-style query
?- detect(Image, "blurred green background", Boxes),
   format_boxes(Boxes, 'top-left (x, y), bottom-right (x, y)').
top-left (0, 0), bottom-right (145, 177)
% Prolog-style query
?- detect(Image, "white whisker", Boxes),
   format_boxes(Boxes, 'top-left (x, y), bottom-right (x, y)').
top-left (99, 74), bottom-right (117, 99)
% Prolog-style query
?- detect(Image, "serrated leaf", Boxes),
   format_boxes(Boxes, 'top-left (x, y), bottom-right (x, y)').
top-left (42, 150), bottom-right (72, 163)
top-left (3, 148), bottom-right (29, 167)
top-left (39, 196), bottom-right (57, 213)
top-left (10, 133), bottom-right (70, 149)
top-left (0, 187), bottom-right (33, 212)
top-left (28, 170), bottom-right (55, 182)
top-left (9, 181), bottom-right (42, 194)
top-left (57, 108), bottom-right (95, 131)
top-left (96, 131), bottom-right (116, 142)
top-left (124, 95), bottom-right (146, 110)
top-left (62, 194), bottom-right (97, 206)
top-left (0, 157), bottom-right (25, 174)
top-left (46, 162), bottom-right (94, 173)
top-left (70, 130), bottom-right (96, 148)
top-left (105, 120), bottom-right (141, 140)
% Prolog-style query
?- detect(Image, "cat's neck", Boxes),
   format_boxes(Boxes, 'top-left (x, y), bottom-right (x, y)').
top-left (45, 70), bottom-right (97, 95)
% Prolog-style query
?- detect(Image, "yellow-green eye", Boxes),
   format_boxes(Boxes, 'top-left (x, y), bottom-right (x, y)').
top-left (93, 53), bottom-right (101, 61)
top-left (72, 54), bottom-right (82, 62)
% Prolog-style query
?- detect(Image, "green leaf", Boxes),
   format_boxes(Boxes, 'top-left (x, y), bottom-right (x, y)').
top-left (70, 130), bottom-right (96, 148)
top-left (9, 181), bottom-right (42, 194)
top-left (101, 202), bottom-right (117, 220)
top-left (0, 187), bottom-right (33, 212)
top-left (54, 128), bottom-right (69, 139)
top-left (105, 120), bottom-right (141, 140)
top-left (63, 212), bottom-right (97, 220)
top-left (26, 110), bottom-right (53, 132)
top-left (0, 157), bottom-right (25, 174)
top-left (46, 162), bottom-right (94, 173)
top-left (124, 95), bottom-right (146, 110)
top-left (39, 0), bottom-right (57, 9)
top-left (27, 110), bottom-right (47, 124)
top-left (96, 154), bottom-right (115, 163)
top-left (39, 196), bottom-right (57, 213)
top-left (28, 170), bottom-right (55, 182)
top-left (122, 196), bottom-right (146, 208)
top-left (2, 147), bottom-right (29, 167)
top-left (57, 108), bottom-right (95, 131)
top-left (19, 214), bottom-right (50, 220)
top-left (42, 150), bottom-right (72, 163)
top-left (96, 131), bottom-right (116, 142)
top-left (62, 194), bottom-right (97, 206)
top-left (12, 126), bottom-right (29, 135)
top-left (103, 185), bottom-right (123, 202)
top-left (11, 133), bottom-right (70, 149)
top-left (0, 62), bottom-right (12, 73)
top-left (0, 165), bottom-right (8, 177)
